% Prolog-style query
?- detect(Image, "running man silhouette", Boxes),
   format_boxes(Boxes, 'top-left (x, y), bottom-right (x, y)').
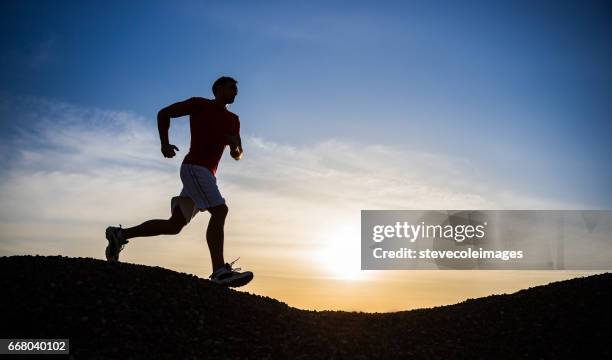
top-left (105, 76), bottom-right (253, 287)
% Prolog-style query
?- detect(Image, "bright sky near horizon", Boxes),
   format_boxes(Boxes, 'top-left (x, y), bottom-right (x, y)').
top-left (1, 1), bottom-right (611, 311)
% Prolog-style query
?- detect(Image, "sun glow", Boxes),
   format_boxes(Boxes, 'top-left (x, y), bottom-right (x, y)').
top-left (315, 221), bottom-right (370, 281)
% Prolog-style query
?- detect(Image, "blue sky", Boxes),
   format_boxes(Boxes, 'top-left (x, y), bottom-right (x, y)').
top-left (1, 0), bottom-right (611, 208)
top-left (1, 0), bottom-right (611, 311)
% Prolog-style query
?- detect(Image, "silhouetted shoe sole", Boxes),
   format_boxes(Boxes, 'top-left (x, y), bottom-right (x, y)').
top-left (213, 272), bottom-right (254, 288)
top-left (229, 272), bottom-right (254, 287)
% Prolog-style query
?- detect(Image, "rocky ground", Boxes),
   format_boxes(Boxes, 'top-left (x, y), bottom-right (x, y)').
top-left (1, 255), bottom-right (611, 359)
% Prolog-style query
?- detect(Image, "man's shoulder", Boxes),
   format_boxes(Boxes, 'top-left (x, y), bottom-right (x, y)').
top-left (188, 97), bottom-right (211, 105)
top-left (226, 109), bottom-right (239, 121)
top-left (223, 106), bottom-right (239, 120)
top-left (184, 97), bottom-right (213, 113)
top-left (189, 97), bottom-right (238, 120)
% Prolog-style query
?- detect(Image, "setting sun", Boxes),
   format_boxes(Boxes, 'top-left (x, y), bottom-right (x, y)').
top-left (315, 221), bottom-right (369, 281)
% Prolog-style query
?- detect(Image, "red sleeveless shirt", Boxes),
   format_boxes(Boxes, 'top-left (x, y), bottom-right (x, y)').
top-left (181, 97), bottom-right (240, 175)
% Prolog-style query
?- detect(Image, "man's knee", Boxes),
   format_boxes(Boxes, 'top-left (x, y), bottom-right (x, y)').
top-left (208, 203), bottom-right (228, 218)
top-left (167, 218), bottom-right (186, 235)
top-left (168, 221), bottom-right (185, 235)
top-left (168, 207), bottom-right (188, 234)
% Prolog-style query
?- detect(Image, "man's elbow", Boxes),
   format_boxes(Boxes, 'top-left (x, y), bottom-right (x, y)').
top-left (157, 108), bottom-right (169, 120)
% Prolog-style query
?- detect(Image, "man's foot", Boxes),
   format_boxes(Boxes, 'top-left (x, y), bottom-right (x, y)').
top-left (105, 225), bottom-right (129, 262)
top-left (209, 258), bottom-right (253, 287)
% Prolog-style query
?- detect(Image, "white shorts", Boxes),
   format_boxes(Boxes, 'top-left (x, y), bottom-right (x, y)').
top-left (170, 163), bottom-right (226, 224)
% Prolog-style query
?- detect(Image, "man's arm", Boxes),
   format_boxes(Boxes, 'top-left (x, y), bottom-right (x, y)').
top-left (158, 97), bottom-right (196, 158)
top-left (226, 134), bottom-right (243, 160)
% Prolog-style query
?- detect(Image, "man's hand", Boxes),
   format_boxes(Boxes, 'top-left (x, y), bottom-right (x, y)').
top-left (226, 134), bottom-right (243, 161)
top-left (230, 146), bottom-right (243, 160)
top-left (161, 143), bottom-right (180, 158)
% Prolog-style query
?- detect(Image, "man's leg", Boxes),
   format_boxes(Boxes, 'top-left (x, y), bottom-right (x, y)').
top-left (206, 203), bottom-right (228, 272)
top-left (121, 206), bottom-right (187, 240)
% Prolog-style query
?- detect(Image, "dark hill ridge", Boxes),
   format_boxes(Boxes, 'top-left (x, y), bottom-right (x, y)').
top-left (1, 255), bottom-right (611, 359)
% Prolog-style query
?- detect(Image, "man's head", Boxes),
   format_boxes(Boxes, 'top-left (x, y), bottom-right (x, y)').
top-left (212, 76), bottom-right (238, 105)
